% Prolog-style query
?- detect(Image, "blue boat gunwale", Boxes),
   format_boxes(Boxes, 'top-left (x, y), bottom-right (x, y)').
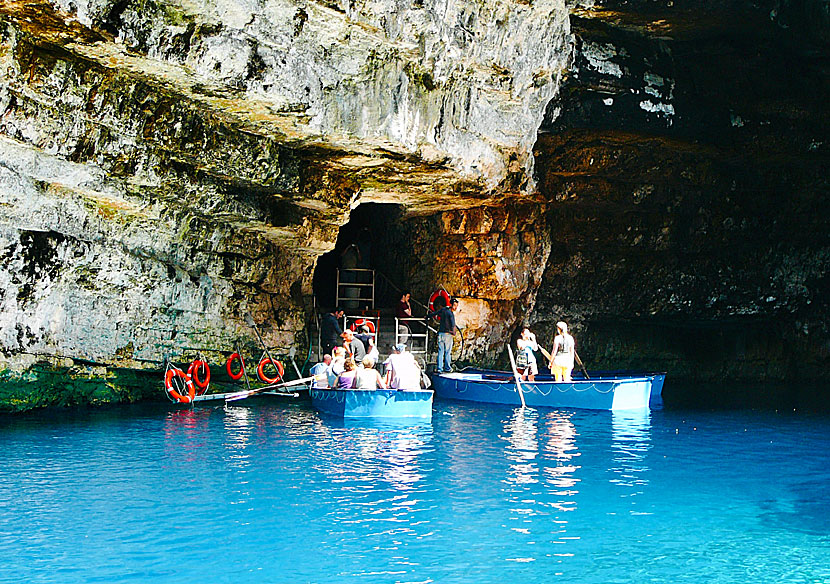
top-left (310, 386), bottom-right (435, 419)
top-left (310, 387), bottom-right (434, 395)
top-left (449, 367), bottom-right (656, 385)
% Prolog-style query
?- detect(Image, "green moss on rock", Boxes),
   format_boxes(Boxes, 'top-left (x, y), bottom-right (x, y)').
top-left (0, 362), bottom-right (161, 413)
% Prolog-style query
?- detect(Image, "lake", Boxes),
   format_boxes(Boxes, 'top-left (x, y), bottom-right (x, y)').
top-left (1, 397), bottom-right (828, 583)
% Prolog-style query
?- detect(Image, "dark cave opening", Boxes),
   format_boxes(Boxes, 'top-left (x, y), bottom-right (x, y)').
top-left (312, 203), bottom-right (409, 313)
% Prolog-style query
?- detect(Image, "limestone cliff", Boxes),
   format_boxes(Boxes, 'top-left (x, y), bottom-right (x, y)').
top-left (0, 0), bottom-right (570, 408)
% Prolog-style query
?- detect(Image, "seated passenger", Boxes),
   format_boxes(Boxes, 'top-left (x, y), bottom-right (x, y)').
top-left (365, 335), bottom-right (379, 367)
top-left (354, 356), bottom-right (387, 390)
top-left (334, 358), bottom-right (358, 389)
top-left (310, 354), bottom-right (331, 388)
top-left (327, 346), bottom-right (346, 387)
top-left (383, 344), bottom-right (422, 390)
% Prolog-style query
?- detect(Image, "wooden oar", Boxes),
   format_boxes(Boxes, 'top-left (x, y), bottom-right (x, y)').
top-left (506, 345), bottom-right (527, 408)
top-left (225, 376), bottom-right (315, 402)
top-left (574, 351), bottom-right (589, 379)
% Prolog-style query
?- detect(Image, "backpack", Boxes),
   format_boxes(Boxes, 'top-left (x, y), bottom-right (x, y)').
top-left (515, 349), bottom-right (529, 369)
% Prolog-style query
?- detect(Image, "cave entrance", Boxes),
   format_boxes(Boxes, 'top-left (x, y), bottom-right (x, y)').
top-left (312, 203), bottom-right (408, 314)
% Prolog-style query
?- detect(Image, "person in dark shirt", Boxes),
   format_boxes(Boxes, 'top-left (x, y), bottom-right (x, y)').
top-left (395, 292), bottom-right (412, 319)
top-left (341, 329), bottom-right (366, 361)
top-left (426, 297), bottom-right (459, 373)
top-left (321, 307), bottom-right (345, 353)
top-left (395, 292), bottom-right (413, 344)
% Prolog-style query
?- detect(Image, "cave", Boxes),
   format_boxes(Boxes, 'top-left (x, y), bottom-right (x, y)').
top-left (0, 0), bottom-right (827, 411)
top-left (312, 203), bottom-right (410, 315)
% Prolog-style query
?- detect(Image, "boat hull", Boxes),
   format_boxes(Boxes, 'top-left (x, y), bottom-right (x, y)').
top-left (431, 370), bottom-right (653, 411)
top-left (310, 388), bottom-right (434, 419)
top-left (573, 370), bottom-right (666, 408)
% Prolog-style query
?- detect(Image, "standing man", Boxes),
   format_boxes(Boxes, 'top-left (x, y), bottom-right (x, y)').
top-left (395, 291), bottom-right (413, 344)
top-left (427, 296), bottom-right (459, 373)
top-left (321, 307), bottom-right (345, 354)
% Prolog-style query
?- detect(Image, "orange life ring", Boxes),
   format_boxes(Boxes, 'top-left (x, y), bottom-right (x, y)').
top-left (226, 353), bottom-right (245, 381)
top-left (257, 357), bottom-right (284, 384)
top-left (349, 318), bottom-right (376, 334)
top-left (187, 360), bottom-right (210, 395)
top-left (165, 368), bottom-right (195, 403)
top-left (428, 289), bottom-right (451, 315)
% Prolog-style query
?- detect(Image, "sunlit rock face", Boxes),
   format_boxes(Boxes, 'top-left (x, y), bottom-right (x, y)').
top-left (531, 0), bottom-right (830, 386)
top-left (0, 0), bottom-right (570, 407)
top-left (370, 200), bottom-right (551, 363)
top-left (41, 0), bottom-right (571, 190)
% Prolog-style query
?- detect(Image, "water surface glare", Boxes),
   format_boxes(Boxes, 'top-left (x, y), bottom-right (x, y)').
top-left (1, 400), bottom-right (829, 583)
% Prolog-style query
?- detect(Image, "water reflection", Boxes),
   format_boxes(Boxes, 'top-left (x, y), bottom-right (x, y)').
top-left (306, 417), bottom-right (435, 569)
top-left (501, 408), bottom-right (540, 486)
top-left (311, 418), bottom-right (434, 492)
top-left (223, 405), bottom-right (254, 448)
top-left (541, 411), bottom-right (581, 501)
top-left (499, 408), bottom-right (583, 563)
top-left (609, 409), bottom-right (652, 489)
top-left (162, 407), bottom-right (212, 461)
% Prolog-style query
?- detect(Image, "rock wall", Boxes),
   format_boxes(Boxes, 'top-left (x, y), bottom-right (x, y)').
top-left (531, 0), bottom-right (830, 387)
top-left (372, 200), bottom-right (551, 363)
top-left (0, 0), bottom-right (571, 409)
top-left (1, 0), bottom-right (827, 411)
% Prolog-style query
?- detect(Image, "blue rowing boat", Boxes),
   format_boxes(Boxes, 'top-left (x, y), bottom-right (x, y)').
top-left (310, 388), bottom-right (434, 419)
top-left (431, 368), bottom-right (656, 411)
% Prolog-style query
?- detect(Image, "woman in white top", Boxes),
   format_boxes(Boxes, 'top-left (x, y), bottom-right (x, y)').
top-left (550, 321), bottom-right (575, 382)
top-left (516, 327), bottom-right (539, 381)
top-left (353, 356), bottom-right (387, 390)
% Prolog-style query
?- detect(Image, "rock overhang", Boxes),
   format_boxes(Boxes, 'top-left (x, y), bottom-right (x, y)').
top-left (2, 0), bottom-right (572, 217)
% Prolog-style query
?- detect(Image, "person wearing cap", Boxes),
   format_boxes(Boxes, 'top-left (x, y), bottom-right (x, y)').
top-left (355, 324), bottom-right (378, 365)
top-left (384, 343), bottom-right (422, 390)
top-left (550, 321), bottom-right (575, 382)
top-left (426, 296), bottom-right (459, 373)
top-left (341, 329), bottom-right (366, 361)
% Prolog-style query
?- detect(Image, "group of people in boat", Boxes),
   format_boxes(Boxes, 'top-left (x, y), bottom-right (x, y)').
top-left (516, 321), bottom-right (576, 382)
top-left (319, 296), bottom-right (576, 387)
top-left (310, 342), bottom-right (423, 391)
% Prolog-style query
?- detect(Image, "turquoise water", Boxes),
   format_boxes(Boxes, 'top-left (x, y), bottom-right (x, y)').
top-left (2, 399), bottom-right (829, 584)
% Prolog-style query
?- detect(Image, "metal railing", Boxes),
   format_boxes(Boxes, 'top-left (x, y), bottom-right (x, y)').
top-left (394, 317), bottom-right (430, 357)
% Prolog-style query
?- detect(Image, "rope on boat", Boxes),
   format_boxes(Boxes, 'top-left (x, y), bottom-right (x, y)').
top-left (450, 378), bottom-right (612, 396)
